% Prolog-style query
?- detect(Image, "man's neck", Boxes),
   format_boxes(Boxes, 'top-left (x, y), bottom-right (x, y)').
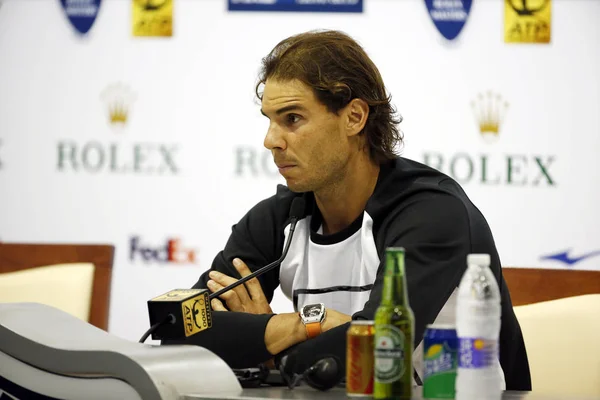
top-left (314, 154), bottom-right (380, 236)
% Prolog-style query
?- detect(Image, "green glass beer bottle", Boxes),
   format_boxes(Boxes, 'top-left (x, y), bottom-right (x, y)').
top-left (374, 247), bottom-right (415, 400)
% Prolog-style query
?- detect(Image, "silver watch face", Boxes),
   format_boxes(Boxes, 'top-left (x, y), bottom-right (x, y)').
top-left (301, 303), bottom-right (325, 323)
top-left (304, 304), bottom-right (323, 317)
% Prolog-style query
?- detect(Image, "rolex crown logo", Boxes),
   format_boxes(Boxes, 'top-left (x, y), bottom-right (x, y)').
top-left (471, 91), bottom-right (509, 139)
top-left (101, 83), bottom-right (136, 127)
top-left (109, 100), bottom-right (128, 124)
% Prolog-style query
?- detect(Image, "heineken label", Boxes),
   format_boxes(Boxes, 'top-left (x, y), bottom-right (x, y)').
top-left (374, 324), bottom-right (406, 382)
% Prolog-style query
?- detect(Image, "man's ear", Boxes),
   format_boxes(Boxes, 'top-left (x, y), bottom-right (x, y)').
top-left (344, 98), bottom-right (369, 137)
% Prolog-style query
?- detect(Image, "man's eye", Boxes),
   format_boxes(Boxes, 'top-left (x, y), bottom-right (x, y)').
top-left (286, 114), bottom-right (301, 124)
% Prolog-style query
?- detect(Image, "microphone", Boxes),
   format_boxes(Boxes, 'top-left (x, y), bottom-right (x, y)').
top-left (303, 357), bottom-right (344, 391)
top-left (142, 288), bottom-right (213, 342)
top-left (208, 196), bottom-right (305, 300)
top-left (141, 196), bottom-right (305, 343)
top-left (278, 353), bottom-right (344, 391)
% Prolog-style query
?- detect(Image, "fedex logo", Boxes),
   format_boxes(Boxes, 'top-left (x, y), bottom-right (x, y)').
top-left (129, 236), bottom-right (197, 264)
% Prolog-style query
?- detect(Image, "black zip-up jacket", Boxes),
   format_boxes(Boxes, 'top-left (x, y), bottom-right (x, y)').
top-left (162, 157), bottom-right (532, 391)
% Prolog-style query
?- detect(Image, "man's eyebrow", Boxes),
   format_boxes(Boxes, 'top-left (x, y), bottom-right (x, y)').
top-left (261, 104), bottom-right (307, 117)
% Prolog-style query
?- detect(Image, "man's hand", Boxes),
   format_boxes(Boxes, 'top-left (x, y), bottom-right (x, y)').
top-left (207, 258), bottom-right (273, 314)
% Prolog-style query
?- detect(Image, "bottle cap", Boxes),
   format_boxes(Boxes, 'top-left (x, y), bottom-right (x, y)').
top-left (467, 253), bottom-right (491, 266)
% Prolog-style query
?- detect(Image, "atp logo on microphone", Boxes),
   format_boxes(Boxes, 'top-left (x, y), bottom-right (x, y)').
top-left (129, 236), bottom-right (198, 265)
top-left (182, 293), bottom-right (212, 337)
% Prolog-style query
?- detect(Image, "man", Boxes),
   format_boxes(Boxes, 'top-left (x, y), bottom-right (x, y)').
top-left (166, 30), bottom-right (531, 390)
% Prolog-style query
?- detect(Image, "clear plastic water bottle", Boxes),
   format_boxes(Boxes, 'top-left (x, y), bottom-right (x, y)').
top-left (455, 254), bottom-right (505, 400)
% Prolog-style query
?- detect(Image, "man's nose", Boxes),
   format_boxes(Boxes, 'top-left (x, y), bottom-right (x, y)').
top-left (264, 123), bottom-right (286, 151)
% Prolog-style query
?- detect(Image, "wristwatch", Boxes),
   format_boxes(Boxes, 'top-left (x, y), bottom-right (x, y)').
top-left (299, 303), bottom-right (326, 339)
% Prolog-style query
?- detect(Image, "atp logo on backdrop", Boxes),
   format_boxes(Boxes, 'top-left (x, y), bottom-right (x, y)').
top-left (57, 83), bottom-right (180, 175)
top-left (423, 90), bottom-right (557, 187)
top-left (132, 0), bottom-right (173, 37)
top-left (505, 0), bottom-right (551, 44)
top-left (129, 236), bottom-right (198, 265)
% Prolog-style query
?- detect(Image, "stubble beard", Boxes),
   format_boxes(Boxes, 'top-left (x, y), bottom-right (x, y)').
top-left (290, 154), bottom-right (347, 196)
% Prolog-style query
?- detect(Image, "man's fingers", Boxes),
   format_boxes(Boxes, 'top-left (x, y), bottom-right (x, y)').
top-left (233, 258), bottom-right (265, 301)
top-left (208, 264), bottom-right (273, 315)
top-left (208, 279), bottom-right (243, 311)
top-left (208, 270), bottom-right (251, 305)
top-left (211, 298), bottom-right (227, 311)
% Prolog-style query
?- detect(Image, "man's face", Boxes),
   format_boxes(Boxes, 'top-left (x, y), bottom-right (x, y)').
top-left (261, 79), bottom-right (349, 193)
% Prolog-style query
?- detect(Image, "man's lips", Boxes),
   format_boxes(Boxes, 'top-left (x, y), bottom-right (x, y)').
top-left (275, 162), bottom-right (296, 173)
top-left (275, 161), bottom-right (296, 168)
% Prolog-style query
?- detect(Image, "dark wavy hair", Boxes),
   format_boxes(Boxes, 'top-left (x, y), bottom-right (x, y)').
top-left (255, 30), bottom-right (403, 163)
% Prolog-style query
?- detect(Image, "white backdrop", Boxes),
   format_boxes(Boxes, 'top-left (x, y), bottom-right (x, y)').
top-left (0, 0), bottom-right (599, 342)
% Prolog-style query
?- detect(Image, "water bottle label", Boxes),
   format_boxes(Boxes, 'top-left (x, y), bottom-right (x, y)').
top-left (458, 338), bottom-right (498, 368)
